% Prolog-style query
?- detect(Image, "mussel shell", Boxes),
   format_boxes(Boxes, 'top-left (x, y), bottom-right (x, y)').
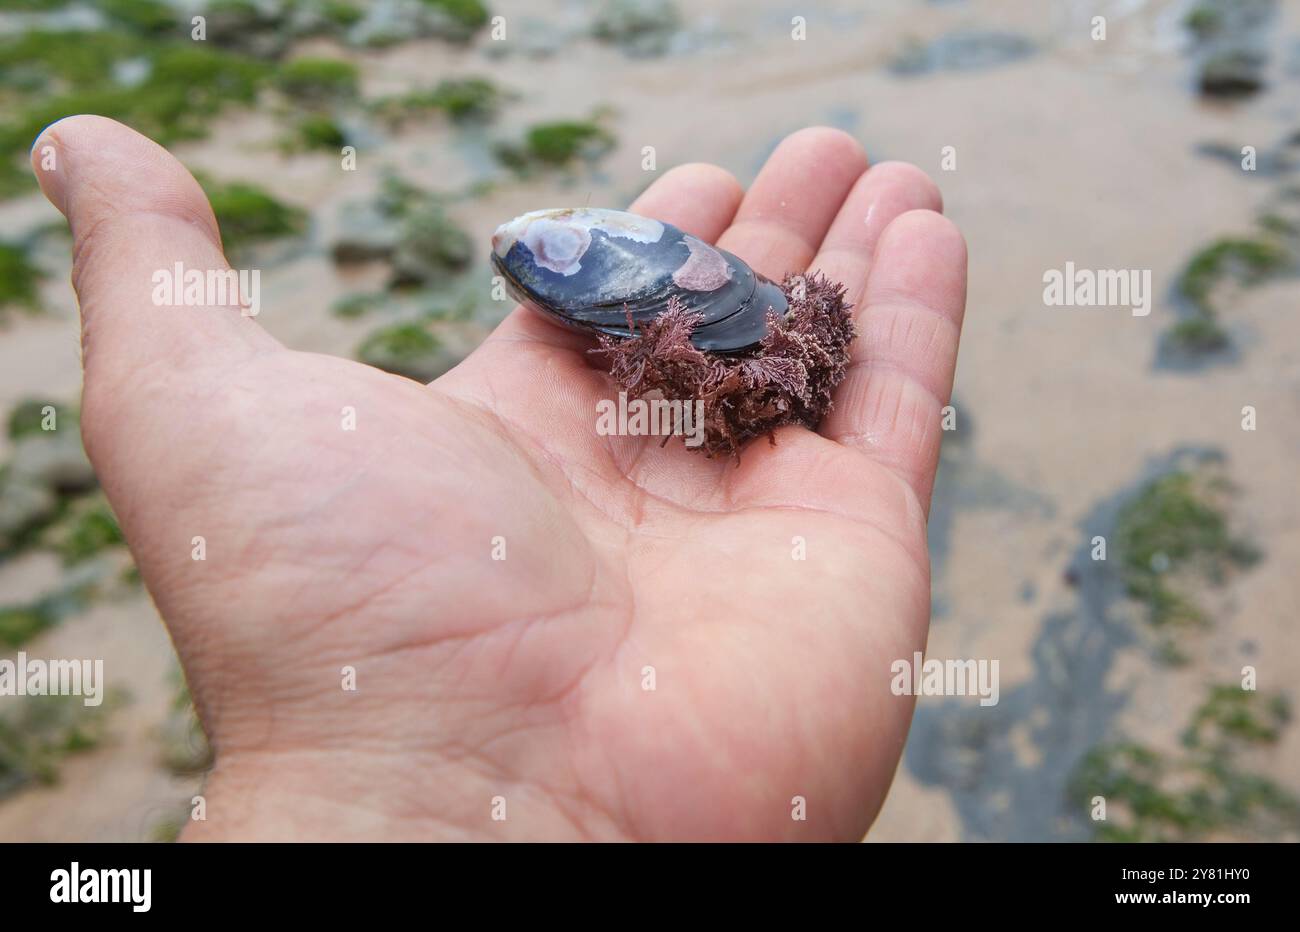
top-left (491, 208), bottom-right (787, 353)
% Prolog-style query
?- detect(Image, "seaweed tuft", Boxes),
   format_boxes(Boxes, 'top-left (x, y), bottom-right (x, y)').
top-left (592, 273), bottom-right (855, 458)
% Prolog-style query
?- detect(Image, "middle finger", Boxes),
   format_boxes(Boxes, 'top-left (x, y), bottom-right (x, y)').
top-left (714, 127), bottom-right (869, 280)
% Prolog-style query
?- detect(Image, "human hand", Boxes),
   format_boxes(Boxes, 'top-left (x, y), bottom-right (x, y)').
top-left (31, 116), bottom-right (965, 841)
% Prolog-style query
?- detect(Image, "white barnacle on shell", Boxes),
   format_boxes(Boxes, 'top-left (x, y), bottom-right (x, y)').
top-left (491, 208), bottom-right (665, 276)
top-left (520, 219), bottom-right (592, 275)
top-left (672, 235), bottom-right (732, 292)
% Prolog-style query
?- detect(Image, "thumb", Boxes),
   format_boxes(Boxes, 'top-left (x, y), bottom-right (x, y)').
top-left (29, 114), bottom-right (286, 563)
top-left (30, 115), bottom-right (279, 401)
top-left (30, 114), bottom-right (283, 513)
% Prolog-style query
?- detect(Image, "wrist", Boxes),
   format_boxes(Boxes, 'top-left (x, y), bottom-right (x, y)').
top-left (180, 746), bottom-right (628, 842)
top-left (181, 749), bottom-right (477, 841)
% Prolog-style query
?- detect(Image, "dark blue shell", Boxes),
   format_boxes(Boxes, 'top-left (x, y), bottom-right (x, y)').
top-left (490, 208), bottom-right (787, 353)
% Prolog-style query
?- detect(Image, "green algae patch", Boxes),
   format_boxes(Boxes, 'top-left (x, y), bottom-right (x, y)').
top-left (200, 178), bottom-right (306, 255)
top-left (0, 599), bottom-right (60, 648)
top-left (0, 30), bottom-right (270, 199)
top-left (1164, 205), bottom-right (1299, 361)
top-left (0, 692), bottom-right (127, 800)
top-left (6, 400), bottom-right (74, 441)
top-left (422, 0), bottom-right (491, 40)
top-left (356, 321), bottom-right (460, 382)
top-left (0, 241), bottom-right (42, 316)
top-left (1071, 685), bottom-right (1300, 842)
top-left (1114, 469), bottom-right (1258, 629)
top-left (288, 113), bottom-right (349, 151)
top-left (276, 56), bottom-right (359, 103)
top-left (495, 120), bottom-right (616, 173)
top-left (1178, 236), bottom-right (1288, 311)
top-left (373, 77), bottom-right (506, 125)
top-left (47, 498), bottom-right (125, 567)
top-left (1183, 684), bottom-right (1290, 748)
top-left (332, 292), bottom-right (388, 319)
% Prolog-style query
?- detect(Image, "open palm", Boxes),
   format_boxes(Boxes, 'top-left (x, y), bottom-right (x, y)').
top-left (32, 117), bottom-right (966, 841)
